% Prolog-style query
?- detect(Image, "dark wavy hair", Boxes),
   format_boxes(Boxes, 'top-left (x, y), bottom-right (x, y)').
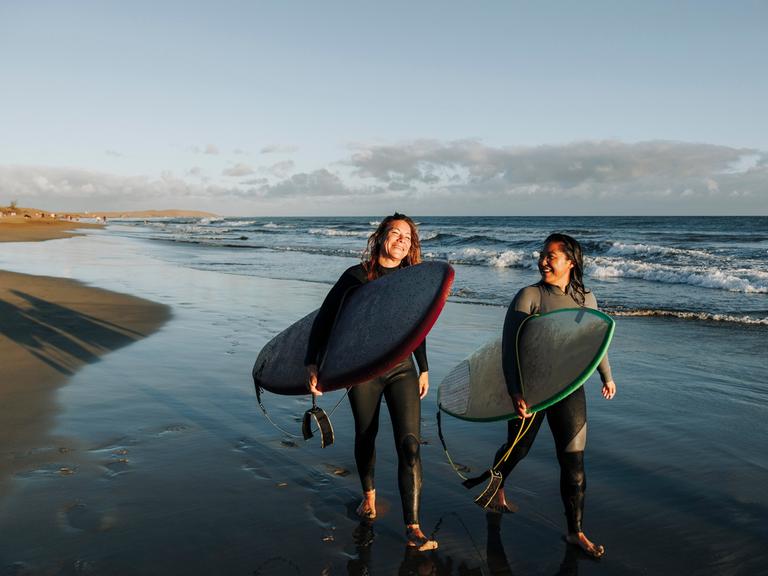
top-left (542, 233), bottom-right (587, 305)
top-left (363, 212), bottom-right (422, 280)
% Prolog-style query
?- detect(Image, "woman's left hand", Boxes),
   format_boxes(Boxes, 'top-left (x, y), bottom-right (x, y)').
top-left (418, 371), bottom-right (430, 399)
top-left (602, 380), bottom-right (616, 400)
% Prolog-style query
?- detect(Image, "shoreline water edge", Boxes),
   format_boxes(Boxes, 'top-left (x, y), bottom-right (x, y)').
top-left (0, 219), bottom-right (766, 575)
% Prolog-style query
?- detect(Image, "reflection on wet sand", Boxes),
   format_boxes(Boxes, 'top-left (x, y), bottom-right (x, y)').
top-left (0, 270), bottom-right (169, 498)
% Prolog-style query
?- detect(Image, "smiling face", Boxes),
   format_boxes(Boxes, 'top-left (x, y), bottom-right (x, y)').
top-left (379, 220), bottom-right (413, 266)
top-left (538, 241), bottom-right (574, 290)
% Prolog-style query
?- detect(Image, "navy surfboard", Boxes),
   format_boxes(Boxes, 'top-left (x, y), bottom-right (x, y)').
top-left (253, 261), bottom-right (454, 395)
top-left (439, 308), bottom-right (614, 421)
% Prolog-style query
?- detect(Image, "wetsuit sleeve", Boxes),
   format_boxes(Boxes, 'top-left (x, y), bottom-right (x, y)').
top-left (413, 339), bottom-right (428, 373)
top-left (584, 291), bottom-right (614, 383)
top-left (501, 287), bottom-right (539, 397)
top-left (304, 269), bottom-right (364, 366)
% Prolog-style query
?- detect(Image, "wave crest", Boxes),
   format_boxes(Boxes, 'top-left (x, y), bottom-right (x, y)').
top-left (588, 258), bottom-right (768, 293)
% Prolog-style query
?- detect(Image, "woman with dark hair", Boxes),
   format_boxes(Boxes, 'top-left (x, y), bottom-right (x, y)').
top-left (305, 213), bottom-right (438, 551)
top-left (472, 233), bottom-right (616, 558)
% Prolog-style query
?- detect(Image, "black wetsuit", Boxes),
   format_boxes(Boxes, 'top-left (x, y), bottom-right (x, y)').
top-left (305, 264), bottom-right (427, 525)
top-left (495, 282), bottom-right (613, 534)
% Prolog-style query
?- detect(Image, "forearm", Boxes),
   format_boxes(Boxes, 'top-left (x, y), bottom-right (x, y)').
top-left (413, 339), bottom-right (428, 373)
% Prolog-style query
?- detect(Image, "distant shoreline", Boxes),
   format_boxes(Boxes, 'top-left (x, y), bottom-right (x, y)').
top-left (71, 209), bottom-right (218, 219)
top-left (0, 207), bottom-right (216, 242)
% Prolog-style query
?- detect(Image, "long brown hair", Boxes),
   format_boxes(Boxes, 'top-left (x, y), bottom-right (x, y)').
top-left (363, 213), bottom-right (422, 280)
top-left (542, 233), bottom-right (587, 305)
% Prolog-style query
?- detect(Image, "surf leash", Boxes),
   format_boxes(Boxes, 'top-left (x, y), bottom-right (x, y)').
top-left (437, 408), bottom-right (536, 508)
top-left (436, 410), bottom-right (471, 482)
top-left (301, 394), bottom-right (335, 448)
top-left (473, 413), bottom-right (536, 509)
top-left (255, 385), bottom-right (347, 448)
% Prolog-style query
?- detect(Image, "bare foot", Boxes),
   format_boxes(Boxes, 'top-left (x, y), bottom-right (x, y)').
top-left (565, 532), bottom-right (605, 559)
top-left (485, 488), bottom-right (518, 514)
top-left (356, 489), bottom-right (376, 520)
top-left (405, 524), bottom-right (438, 551)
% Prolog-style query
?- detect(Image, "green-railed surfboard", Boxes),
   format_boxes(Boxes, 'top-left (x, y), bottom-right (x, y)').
top-left (439, 308), bottom-right (615, 422)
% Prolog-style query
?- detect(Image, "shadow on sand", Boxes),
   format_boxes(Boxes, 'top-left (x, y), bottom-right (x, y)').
top-left (0, 290), bottom-right (153, 376)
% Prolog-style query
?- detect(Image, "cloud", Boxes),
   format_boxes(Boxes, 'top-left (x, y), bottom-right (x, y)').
top-left (260, 160), bottom-right (295, 179)
top-left (2, 140), bottom-right (765, 214)
top-left (105, 149), bottom-right (123, 157)
top-left (0, 165), bottom-right (236, 211)
top-left (241, 177), bottom-right (270, 186)
top-left (260, 144), bottom-right (299, 155)
top-left (222, 163), bottom-right (255, 177)
top-left (204, 144), bottom-right (220, 155)
top-left (257, 169), bottom-right (347, 198)
top-left (342, 140), bottom-right (768, 209)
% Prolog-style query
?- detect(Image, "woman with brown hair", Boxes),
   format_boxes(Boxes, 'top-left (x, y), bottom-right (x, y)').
top-left (305, 213), bottom-right (437, 551)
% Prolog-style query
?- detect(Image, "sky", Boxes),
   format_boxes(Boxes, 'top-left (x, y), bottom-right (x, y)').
top-left (1, 0), bottom-right (767, 216)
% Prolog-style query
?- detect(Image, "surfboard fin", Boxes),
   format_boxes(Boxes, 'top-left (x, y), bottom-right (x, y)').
top-left (302, 406), bottom-right (335, 448)
top-left (473, 470), bottom-right (503, 509)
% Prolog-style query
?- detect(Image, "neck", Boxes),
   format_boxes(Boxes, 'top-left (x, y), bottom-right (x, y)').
top-left (543, 278), bottom-right (570, 293)
top-left (378, 255), bottom-right (403, 268)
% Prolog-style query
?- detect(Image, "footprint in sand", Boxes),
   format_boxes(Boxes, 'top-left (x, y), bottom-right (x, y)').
top-left (88, 436), bottom-right (140, 451)
top-left (88, 444), bottom-right (135, 478)
top-left (292, 469), bottom-right (330, 491)
top-left (305, 497), bottom-right (347, 544)
top-left (15, 463), bottom-right (78, 479)
top-left (58, 502), bottom-right (117, 533)
top-left (234, 439), bottom-right (276, 480)
top-left (233, 437), bottom-right (255, 452)
top-left (102, 457), bottom-right (131, 478)
top-left (154, 423), bottom-right (193, 436)
top-left (322, 464), bottom-right (351, 477)
top-left (241, 460), bottom-right (273, 481)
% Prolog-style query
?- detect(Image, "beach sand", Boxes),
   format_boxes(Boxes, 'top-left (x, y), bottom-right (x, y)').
top-left (0, 230), bottom-right (765, 575)
top-left (0, 217), bottom-right (102, 243)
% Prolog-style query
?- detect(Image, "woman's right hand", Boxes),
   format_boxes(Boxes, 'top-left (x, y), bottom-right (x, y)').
top-left (512, 393), bottom-right (531, 419)
top-left (307, 364), bottom-right (322, 396)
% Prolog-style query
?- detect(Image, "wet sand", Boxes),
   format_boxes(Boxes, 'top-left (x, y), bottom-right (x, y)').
top-left (0, 224), bottom-right (171, 565)
top-left (0, 269), bottom-right (170, 499)
top-left (0, 230), bottom-right (765, 575)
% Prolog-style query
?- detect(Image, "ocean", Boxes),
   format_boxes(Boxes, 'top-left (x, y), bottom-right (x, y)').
top-left (109, 215), bottom-right (768, 325)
